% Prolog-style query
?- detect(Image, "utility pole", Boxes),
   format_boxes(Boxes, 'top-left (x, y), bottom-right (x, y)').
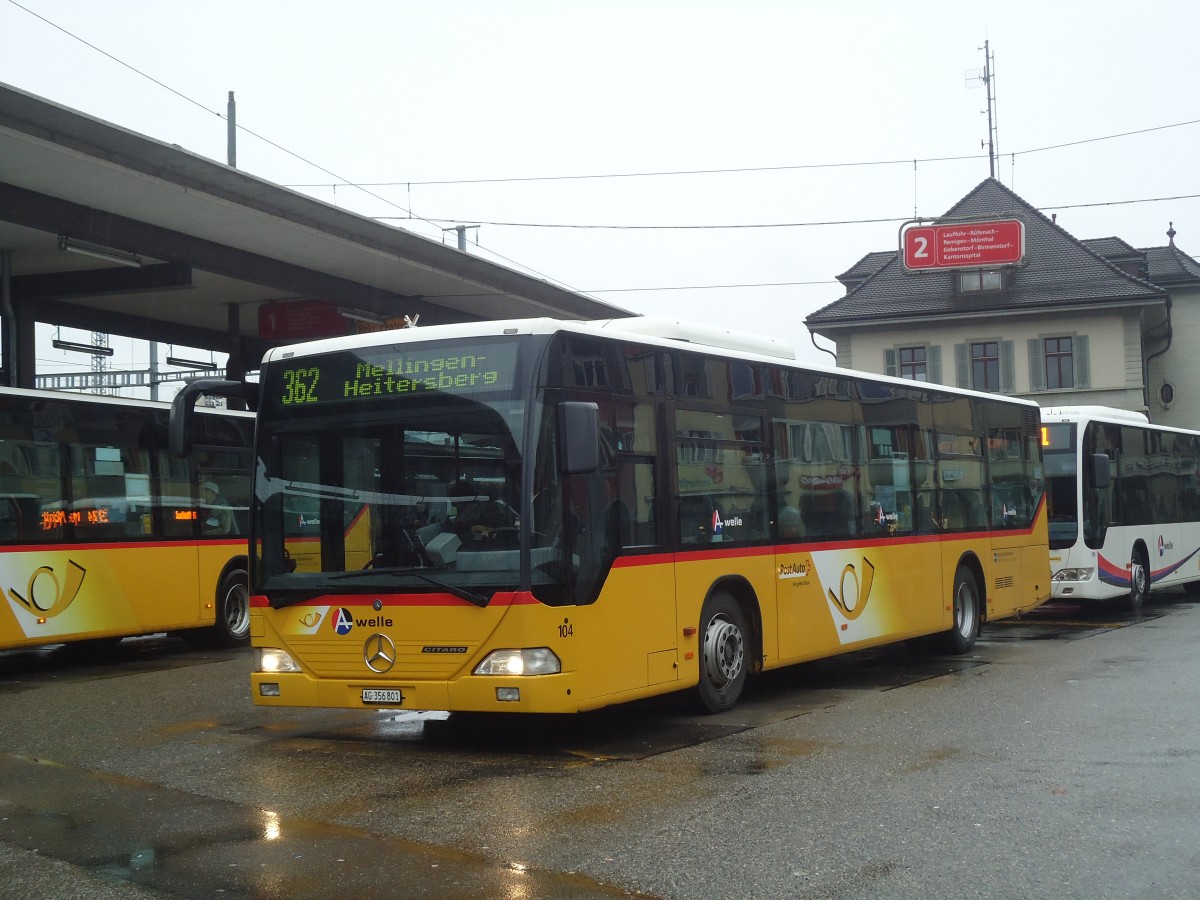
top-left (443, 224), bottom-right (479, 251)
top-left (227, 91), bottom-right (237, 168)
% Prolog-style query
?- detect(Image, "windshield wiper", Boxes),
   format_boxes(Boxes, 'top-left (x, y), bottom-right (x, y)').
top-left (332, 567), bottom-right (490, 608)
top-left (266, 588), bottom-right (336, 610)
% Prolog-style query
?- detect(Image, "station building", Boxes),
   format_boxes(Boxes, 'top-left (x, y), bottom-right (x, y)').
top-left (805, 178), bottom-right (1200, 428)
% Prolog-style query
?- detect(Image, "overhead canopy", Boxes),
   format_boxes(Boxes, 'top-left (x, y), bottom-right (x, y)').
top-left (0, 81), bottom-right (630, 387)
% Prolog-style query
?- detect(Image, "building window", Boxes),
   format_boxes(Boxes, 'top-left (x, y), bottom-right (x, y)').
top-left (971, 342), bottom-right (1000, 391)
top-left (958, 269), bottom-right (1004, 293)
top-left (898, 346), bottom-right (927, 381)
top-left (1044, 337), bottom-right (1074, 389)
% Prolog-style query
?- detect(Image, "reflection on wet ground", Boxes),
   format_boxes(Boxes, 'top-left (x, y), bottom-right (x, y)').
top-left (0, 634), bottom-right (238, 693)
top-left (0, 752), bottom-right (646, 899)
top-left (237, 596), bottom-right (1193, 762)
top-left (0, 595), bottom-right (1193, 897)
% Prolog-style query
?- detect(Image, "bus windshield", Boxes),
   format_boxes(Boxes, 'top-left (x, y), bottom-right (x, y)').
top-left (253, 336), bottom-right (567, 602)
top-left (1043, 422), bottom-right (1078, 549)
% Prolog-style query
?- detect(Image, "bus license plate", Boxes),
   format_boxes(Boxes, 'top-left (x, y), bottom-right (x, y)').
top-left (362, 688), bottom-right (404, 705)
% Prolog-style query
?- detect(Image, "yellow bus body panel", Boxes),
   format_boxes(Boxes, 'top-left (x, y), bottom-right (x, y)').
top-left (251, 503), bottom-right (1049, 714)
top-left (0, 539), bottom-right (244, 649)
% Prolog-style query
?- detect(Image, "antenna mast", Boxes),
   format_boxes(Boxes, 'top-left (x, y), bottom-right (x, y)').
top-left (981, 40), bottom-right (997, 178)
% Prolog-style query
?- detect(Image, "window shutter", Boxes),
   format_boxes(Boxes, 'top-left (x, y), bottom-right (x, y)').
top-left (1000, 340), bottom-right (1015, 394)
top-left (954, 343), bottom-right (969, 388)
top-left (1028, 339), bottom-right (1045, 392)
top-left (929, 346), bottom-right (942, 384)
top-left (1075, 335), bottom-right (1090, 389)
top-left (884, 348), bottom-right (897, 377)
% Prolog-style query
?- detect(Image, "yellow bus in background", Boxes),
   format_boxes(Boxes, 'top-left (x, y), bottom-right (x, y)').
top-left (0, 387), bottom-right (253, 651)
top-left (175, 317), bottom-right (1049, 713)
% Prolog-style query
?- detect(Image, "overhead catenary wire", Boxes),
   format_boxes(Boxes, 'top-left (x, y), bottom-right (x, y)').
top-left (12, 0), bottom-right (1197, 225)
top-left (369, 192), bottom-right (1200, 232)
top-left (285, 120), bottom-right (1200, 190)
top-left (8, 0), bottom-right (1199, 299)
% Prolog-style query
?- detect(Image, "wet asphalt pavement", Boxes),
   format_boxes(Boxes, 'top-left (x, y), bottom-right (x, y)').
top-left (2, 594), bottom-right (1199, 899)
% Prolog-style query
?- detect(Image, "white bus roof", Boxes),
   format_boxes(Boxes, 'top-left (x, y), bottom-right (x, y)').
top-left (261, 316), bottom-right (1040, 410)
top-left (1040, 405), bottom-right (1151, 425)
top-left (1039, 405), bottom-right (1200, 436)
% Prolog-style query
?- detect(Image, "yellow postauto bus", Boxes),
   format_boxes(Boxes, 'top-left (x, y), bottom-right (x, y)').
top-left (0, 386), bottom-right (253, 651)
top-left (173, 317), bottom-right (1050, 713)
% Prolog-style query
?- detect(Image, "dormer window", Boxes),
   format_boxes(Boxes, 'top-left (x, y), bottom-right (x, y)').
top-left (958, 269), bottom-right (1005, 294)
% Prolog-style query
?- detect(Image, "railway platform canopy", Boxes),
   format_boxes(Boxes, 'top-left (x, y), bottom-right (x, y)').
top-left (0, 81), bottom-right (629, 390)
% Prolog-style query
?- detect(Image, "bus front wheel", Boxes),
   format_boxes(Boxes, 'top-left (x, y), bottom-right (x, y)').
top-left (1127, 550), bottom-right (1148, 613)
top-left (695, 590), bottom-right (748, 714)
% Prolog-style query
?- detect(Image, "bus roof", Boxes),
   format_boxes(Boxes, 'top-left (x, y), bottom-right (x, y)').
top-left (260, 316), bottom-right (1040, 411)
top-left (1039, 405), bottom-right (1200, 437)
top-left (1040, 405), bottom-right (1151, 426)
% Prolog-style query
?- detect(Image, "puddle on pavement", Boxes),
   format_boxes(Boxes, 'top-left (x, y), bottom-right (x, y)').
top-left (235, 649), bottom-right (989, 763)
top-left (982, 601), bottom-right (1167, 642)
top-left (0, 635), bottom-right (238, 693)
top-left (0, 752), bottom-right (646, 900)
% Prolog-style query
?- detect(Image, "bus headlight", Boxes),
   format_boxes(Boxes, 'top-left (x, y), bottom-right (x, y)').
top-left (1052, 568), bottom-right (1095, 582)
top-left (256, 647), bottom-right (302, 673)
top-left (473, 648), bottom-right (561, 676)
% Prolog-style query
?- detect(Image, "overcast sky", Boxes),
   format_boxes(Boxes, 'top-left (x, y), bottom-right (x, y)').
top-left (3, 0), bottom-right (1198, 380)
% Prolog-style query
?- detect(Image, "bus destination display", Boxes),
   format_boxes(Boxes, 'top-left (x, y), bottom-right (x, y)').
top-left (274, 341), bottom-right (519, 407)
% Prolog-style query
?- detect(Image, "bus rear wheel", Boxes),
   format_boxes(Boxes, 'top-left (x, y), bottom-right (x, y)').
top-left (186, 566), bottom-right (250, 648)
top-left (939, 565), bottom-right (981, 654)
top-left (695, 590), bottom-right (748, 714)
top-left (1127, 550), bottom-right (1148, 613)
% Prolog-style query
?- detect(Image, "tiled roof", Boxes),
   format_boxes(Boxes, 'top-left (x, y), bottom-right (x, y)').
top-left (1142, 244), bottom-right (1200, 285)
top-left (806, 178), bottom-right (1168, 329)
top-left (836, 251), bottom-right (893, 286)
top-left (1081, 236), bottom-right (1141, 259)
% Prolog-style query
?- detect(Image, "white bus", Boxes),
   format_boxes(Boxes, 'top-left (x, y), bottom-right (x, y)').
top-left (1043, 405), bottom-right (1200, 609)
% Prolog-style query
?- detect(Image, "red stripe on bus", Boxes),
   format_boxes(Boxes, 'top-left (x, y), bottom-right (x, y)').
top-left (251, 591), bottom-right (539, 608)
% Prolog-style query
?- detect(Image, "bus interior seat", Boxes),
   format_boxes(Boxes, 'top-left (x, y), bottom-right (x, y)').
top-left (941, 489), bottom-right (985, 530)
top-left (677, 496), bottom-right (713, 543)
top-left (416, 520), bottom-right (444, 544)
top-left (915, 491), bottom-right (936, 530)
top-left (800, 490), bottom-right (854, 536)
top-left (424, 532), bottom-right (460, 566)
top-left (604, 500), bottom-right (632, 551)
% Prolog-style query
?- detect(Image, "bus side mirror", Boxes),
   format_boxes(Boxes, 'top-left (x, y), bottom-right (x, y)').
top-left (170, 378), bottom-right (259, 457)
top-left (559, 401), bottom-right (600, 474)
top-left (1091, 453), bottom-right (1112, 490)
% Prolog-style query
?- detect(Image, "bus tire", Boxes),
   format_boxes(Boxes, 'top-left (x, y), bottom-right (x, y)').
top-left (1127, 549), bottom-right (1148, 612)
top-left (190, 565), bottom-right (250, 648)
top-left (216, 565), bottom-right (251, 646)
top-left (939, 564), bottom-right (981, 654)
top-left (695, 590), bottom-right (748, 714)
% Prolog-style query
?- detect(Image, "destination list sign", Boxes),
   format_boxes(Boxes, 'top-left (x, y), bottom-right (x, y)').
top-left (270, 340), bottom-right (520, 408)
top-left (901, 219), bottom-right (1025, 270)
